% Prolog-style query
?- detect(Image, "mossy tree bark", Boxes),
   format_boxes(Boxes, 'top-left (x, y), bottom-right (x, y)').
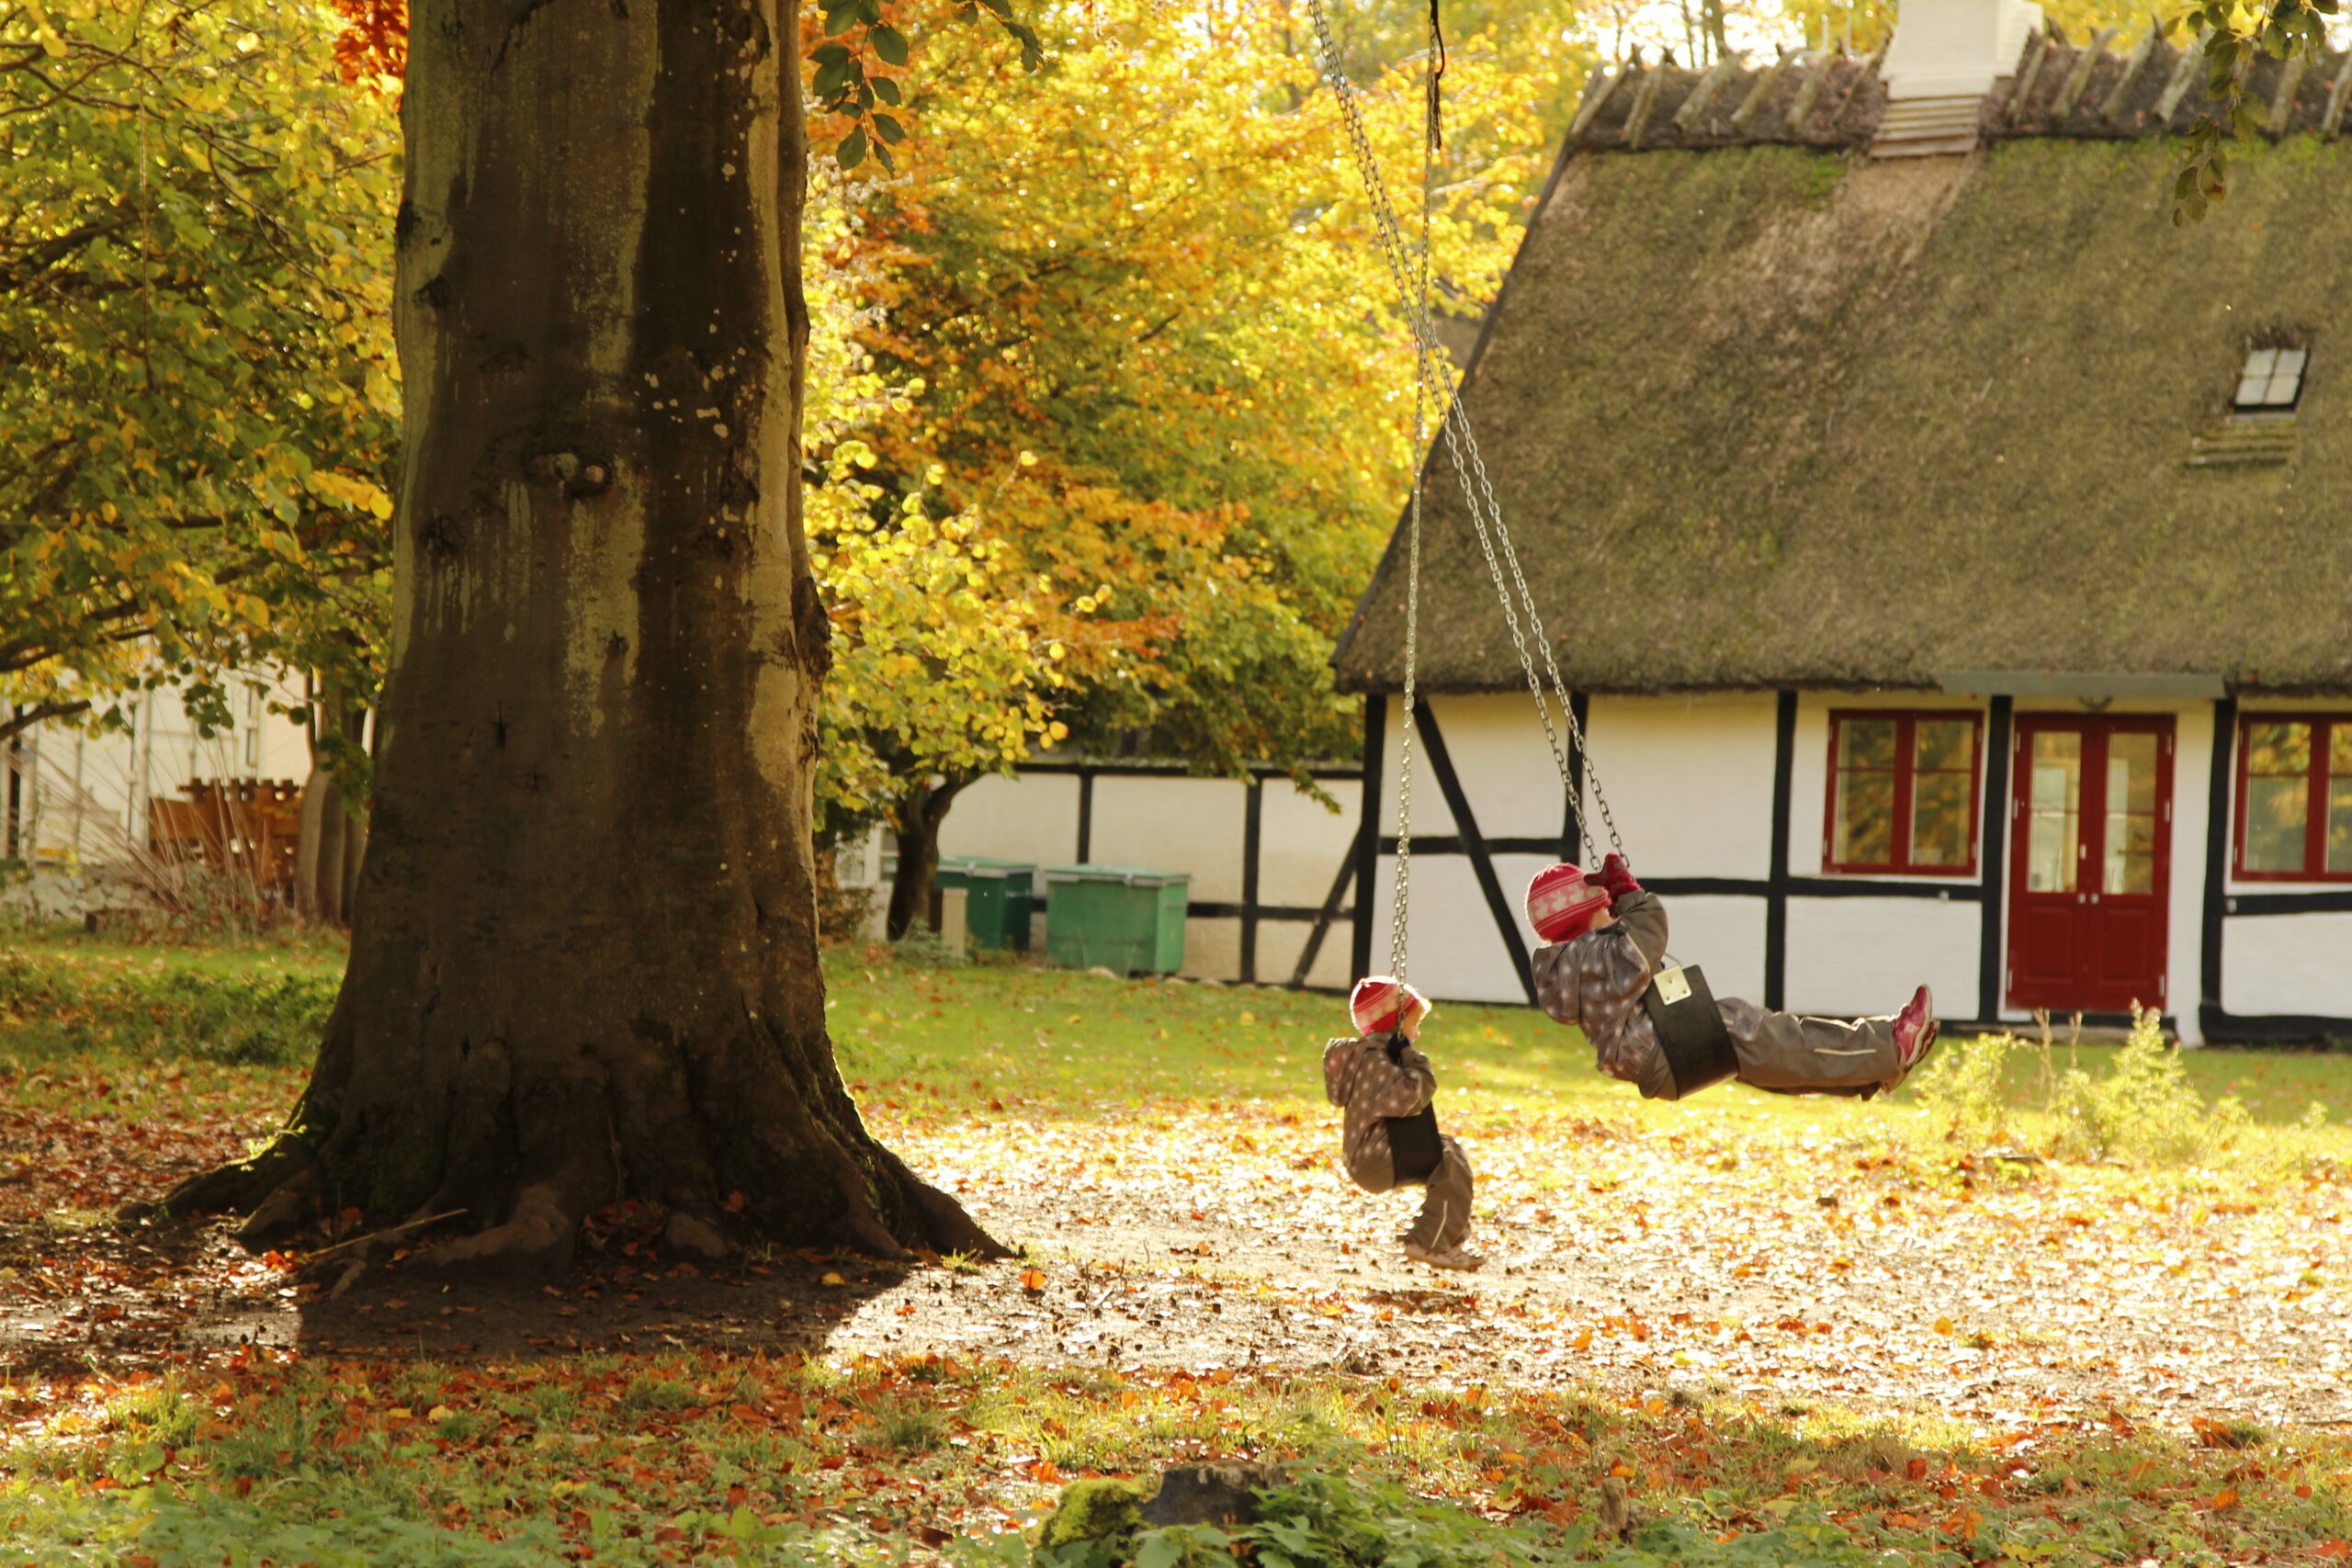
top-left (160, 0), bottom-right (1001, 1278)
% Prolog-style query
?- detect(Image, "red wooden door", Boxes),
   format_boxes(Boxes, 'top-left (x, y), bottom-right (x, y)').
top-left (2006, 716), bottom-right (2173, 1014)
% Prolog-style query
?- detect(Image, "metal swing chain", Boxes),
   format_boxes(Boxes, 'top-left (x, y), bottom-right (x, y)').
top-left (1385, 0), bottom-right (1442, 985)
top-left (1303, 0), bottom-right (1624, 865)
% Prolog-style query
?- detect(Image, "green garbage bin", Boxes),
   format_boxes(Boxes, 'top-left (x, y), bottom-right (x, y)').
top-left (934, 857), bottom-right (1036, 953)
top-left (1043, 864), bottom-right (1190, 976)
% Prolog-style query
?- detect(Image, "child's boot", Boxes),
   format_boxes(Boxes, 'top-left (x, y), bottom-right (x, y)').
top-left (1893, 987), bottom-right (1939, 1083)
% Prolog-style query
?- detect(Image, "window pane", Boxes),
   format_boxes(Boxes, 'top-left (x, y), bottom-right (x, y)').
top-left (2330, 779), bottom-right (2352, 875)
top-left (2105, 810), bottom-right (2156, 895)
top-left (2247, 722), bottom-right (2311, 776)
top-left (2332, 724), bottom-right (2352, 776)
top-left (1838, 719), bottom-right (1897, 770)
top-left (1910, 772), bottom-right (1971, 867)
top-left (1915, 718), bottom-right (1974, 772)
top-left (2101, 733), bottom-right (2158, 895)
top-left (2245, 348), bottom-right (2279, 378)
top-left (1835, 770), bottom-right (1895, 865)
top-left (2026, 733), bottom-right (2081, 894)
top-left (2107, 734), bottom-right (2156, 814)
top-left (2244, 775), bottom-right (2310, 874)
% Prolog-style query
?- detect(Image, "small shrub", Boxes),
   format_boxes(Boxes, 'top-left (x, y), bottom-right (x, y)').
top-left (2050, 1006), bottom-right (2250, 1165)
top-left (1910, 1030), bottom-right (2019, 1148)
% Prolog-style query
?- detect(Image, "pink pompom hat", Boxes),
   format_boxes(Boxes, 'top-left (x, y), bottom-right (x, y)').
top-left (1349, 976), bottom-right (1430, 1037)
top-left (1525, 863), bottom-right (1612, 943)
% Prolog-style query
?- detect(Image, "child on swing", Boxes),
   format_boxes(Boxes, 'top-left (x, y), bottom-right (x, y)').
top-left (1323, 977), bottom-right (1481, 1272)
top-left (1528, 854), bottom-right (1939, 1100)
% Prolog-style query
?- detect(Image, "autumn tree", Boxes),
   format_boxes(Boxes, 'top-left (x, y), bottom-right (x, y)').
top-left (839, 0), bottom-right (1552, 933)
top-left (151, 0), bottom-right (1029, 1275)
top-left (0, 0), bottom-right (397, 830)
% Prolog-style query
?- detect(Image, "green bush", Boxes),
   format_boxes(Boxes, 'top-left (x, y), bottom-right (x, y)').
top-left (1914, 1007), bottom-right (2254, 1168)
top-left (2049, 1006), bottom-right (2250, 1165)
top-left (0, 947), bottom-right (334, 1066)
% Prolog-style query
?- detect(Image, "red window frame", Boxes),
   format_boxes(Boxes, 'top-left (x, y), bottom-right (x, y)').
top-left (2233, 713), bottom-right (2352, 882)
top-left (1822, 709), bottom-right (1985, 877)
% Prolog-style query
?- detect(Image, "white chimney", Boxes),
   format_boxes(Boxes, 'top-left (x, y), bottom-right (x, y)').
top-left (1881, 0), bottom-right (2046, 100)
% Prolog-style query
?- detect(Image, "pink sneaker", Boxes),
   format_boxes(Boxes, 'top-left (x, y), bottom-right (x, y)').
top-left (1893, 986), bottom-right (1939, 1081)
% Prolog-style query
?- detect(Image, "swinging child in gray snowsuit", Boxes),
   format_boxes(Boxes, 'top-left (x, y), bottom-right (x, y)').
top-left (1528, 855), bottom-right (1940, 1101)
top-left (1322, 977), bottom-right (1480, 1271)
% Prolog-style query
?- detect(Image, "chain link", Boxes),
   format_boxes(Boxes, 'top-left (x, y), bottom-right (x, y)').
top-left (1385, 0), bottom-right (1441, 984)
top-left (1306, 0), bottom-right (1624, 868)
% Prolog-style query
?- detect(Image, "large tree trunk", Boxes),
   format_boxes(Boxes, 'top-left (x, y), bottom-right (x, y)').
top-left (883, 775), bottom-right (967, 942)
top-left (157, 0), bottom-right (1001, 1279)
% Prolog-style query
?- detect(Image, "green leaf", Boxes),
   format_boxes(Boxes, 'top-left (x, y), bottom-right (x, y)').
top-left (871, 24), bottom-right (910, 63)
top-left (823, 2), bottom-right (862, 35)
top-left (873, 112), bottom-right (905, 143)
top-left (872, 75), bottom-right (903, 104)
top-left (838, 126), bottom-right (869, 169)
top-left (813, 56), bottom-right (852, 96)
top-left (811, 40), bottom-right (852, 62)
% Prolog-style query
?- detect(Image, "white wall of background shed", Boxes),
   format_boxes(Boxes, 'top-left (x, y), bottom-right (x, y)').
top-left (1580, 694), bottom-right (1778, 878)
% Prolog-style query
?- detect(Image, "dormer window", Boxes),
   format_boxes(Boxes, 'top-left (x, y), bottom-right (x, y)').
top-left (2233, 346), bottom-right (2307, 412)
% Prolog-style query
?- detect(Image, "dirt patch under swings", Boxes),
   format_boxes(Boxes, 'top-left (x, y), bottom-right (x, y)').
top-left (5, 1093), bottom-right (2349, 1435)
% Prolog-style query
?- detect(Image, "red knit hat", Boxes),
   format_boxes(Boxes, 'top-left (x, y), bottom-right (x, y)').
top-left (1350, 976), bottom-right (1430, 1037)
top-left (1526, 863), bottom-right (1612, 943)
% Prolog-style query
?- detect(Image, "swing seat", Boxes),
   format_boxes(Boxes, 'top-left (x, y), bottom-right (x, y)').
top-left (1384, 1105), bottom-right (1444, 1183)
top-left (1641, 963), bottom-right (1739, 1101)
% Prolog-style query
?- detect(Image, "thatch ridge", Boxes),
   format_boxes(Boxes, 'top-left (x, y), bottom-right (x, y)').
top-left (1332, 136), bottom-right (2352, 695)
top-left (1565, 33), bottom-right (2352, 152)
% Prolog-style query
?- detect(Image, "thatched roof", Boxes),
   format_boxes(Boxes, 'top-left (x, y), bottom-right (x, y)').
top-left (1333, 42), bottom-right (2352, 696)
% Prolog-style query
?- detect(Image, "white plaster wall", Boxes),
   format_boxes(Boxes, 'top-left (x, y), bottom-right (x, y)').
top-left (1653, 895), bottom-right (1770, 1006)
top-left (1421, 694), bottom-right (1576, 842)
top-left (2220, 914), bottom-right (2352, 1018)
top-left (1785, 897), bottom-right (1981, 1019)
top-left (1254, 919), bottom-right (1356, 991)
top-left (2166, 706), bottom-right (2214, 1041)
top-left (1258, 778), bottom-right (1361, 911)
top-left (1182, 915), bottom-right (1243, 982)
top-left (1789, 694), bottom-right (1990, 881)
top-left (1365, 853), bottom-right (1527, 1004)
top-left (1088, 776), bottom-right (1247, 902)
top-left (1580, 694), bottom-right (1778, 878)
top-left (939, 773), bottom-right (1081, 869)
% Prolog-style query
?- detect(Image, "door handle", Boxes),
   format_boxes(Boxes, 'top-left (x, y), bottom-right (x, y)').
top-left (2090, 894), bottom-right (2100, 905)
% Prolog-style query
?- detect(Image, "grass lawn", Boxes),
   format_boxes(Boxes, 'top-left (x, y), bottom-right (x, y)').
top-left (5, 931), bottom-right (2352, 1566)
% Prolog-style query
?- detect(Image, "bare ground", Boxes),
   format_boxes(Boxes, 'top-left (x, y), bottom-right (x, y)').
top-left (5, 1089), bottom-right (2348, 1434)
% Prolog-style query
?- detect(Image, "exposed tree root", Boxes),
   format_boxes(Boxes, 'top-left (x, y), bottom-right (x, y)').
top-left (120, 1134), bottom-right (316, 1229)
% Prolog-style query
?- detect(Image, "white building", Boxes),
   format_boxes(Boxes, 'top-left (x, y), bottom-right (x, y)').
top-left (1327, 4), bottom-right (2352, 1043)
top-left (3, 687), bottom-right (313, 907)
top-left (940, 1), bottom-right (2352, 1043)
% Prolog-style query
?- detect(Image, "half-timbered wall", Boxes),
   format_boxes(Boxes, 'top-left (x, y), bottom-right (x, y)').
top-left (895, 692), bottom-right (2352, 1039)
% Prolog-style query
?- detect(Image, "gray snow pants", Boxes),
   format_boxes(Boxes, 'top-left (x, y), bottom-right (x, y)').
top-left (1628, 999), bottom-right (1900, 1100)
top-left (1357, 1134), bottom-right (1475, 1250)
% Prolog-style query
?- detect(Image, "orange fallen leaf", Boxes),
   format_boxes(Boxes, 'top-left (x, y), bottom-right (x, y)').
top-left (2210, 1488), bottom-right (2239, 1511)
top-left (2312, 1540), bottom-right (2348, 1559)
top-left (722, 1190), bottom-right (747, 1213)
top-left (1020, 1268), bottom-right (1046, 1292)
top-left (820, 1272), bottom-right (845, 1287)
top-left (1571, 1328), bottom-right (1593, 1351)
top-left (1608, 1461), bottom-right (1634, 1479)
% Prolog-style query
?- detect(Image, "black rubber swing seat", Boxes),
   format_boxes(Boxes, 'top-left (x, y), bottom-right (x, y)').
top-left (1643, 963), bottom-right (1740, 1101)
